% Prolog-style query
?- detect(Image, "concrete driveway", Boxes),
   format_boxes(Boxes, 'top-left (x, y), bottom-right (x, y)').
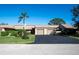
top-left (34, 35), bottom-right (79, 44)
top-left (0, 44), bottom-right (79, 55)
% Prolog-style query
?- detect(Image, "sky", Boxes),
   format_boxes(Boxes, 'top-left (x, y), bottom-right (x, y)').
top-left (0, 4), bottom-right (78, 25)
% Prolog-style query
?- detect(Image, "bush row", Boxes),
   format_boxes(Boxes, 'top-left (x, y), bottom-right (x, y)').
top-left (1, 30), bottom-right (29, 39)
top-left (1, 30), bottom-right (18, 36)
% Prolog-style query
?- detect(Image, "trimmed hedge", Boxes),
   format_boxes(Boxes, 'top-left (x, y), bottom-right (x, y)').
top-left (1, 30), bottom-right (18, 37)
top-left (1, 30), bottom-right (29, 39)
top-left (1, 31), bottom-right (9, 36)
top-left (7, 30), bottom-right (18, 37)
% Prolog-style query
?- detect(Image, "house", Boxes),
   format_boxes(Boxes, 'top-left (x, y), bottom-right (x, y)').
top-left (0, 24), bottom-right (76, 35)
top-left (58, 24), bottom-right (77, 34)
top-left (0, 25), bottom-right (58, 35)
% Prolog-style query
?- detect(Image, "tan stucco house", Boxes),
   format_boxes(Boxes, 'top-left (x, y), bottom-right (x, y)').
top-left (0, 25), bottom-right (59, 35)
top-left (0, 24), bottom-right (75, 35)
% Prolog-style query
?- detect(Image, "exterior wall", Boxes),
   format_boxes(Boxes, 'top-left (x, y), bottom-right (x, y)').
top-left (35, 28), bottom-right (38, 35)
top-left (14, 25), bottom-right (35, 30)
top-left (0, 25), bottom-right (35, 30)
top-left (44, 28), bottom-right (47, 35)
top-left (0, 25), bottom-right (58, 35)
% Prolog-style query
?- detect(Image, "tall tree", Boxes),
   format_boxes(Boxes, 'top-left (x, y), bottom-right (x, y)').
top-left (18, 12), bottom-right (29, 30)
top-left (48, 18), bottom-right (66, 25)
top-left (71, 5), bottom-right (79, 29)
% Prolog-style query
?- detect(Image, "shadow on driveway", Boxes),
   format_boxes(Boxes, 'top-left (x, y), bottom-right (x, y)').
top-left (34, 35), bottom-right (79, 44)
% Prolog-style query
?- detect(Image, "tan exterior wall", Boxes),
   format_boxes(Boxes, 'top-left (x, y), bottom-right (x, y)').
top-left (0, 25), bottom-right (35, 30)
top-left (44, 28), bottom-right (47, 35)
top-left (0, 25), bottom-right (58, 35)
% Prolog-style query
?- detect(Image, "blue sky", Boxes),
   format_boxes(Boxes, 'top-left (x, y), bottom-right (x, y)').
top-left (0, 4), bottom-right (78, 25)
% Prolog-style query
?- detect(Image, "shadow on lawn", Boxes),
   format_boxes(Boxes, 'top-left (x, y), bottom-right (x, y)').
top-left (33, 35), bottom-right (79, 44)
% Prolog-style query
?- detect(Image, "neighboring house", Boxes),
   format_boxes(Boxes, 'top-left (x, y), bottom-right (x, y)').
top-left (59, 24), bottom-right (77, 34)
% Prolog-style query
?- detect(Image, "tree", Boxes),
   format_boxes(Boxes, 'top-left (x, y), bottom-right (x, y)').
top-left (48, 18), bottom-right (66, 25)
top-left (18, 11), bottom-right (29, 30)
top-left (0, 23), bottom-right (8, 25)
top-left (18, 11), bottom-right (29, 39)
top-left (71, 5), bottom-right (79, 29)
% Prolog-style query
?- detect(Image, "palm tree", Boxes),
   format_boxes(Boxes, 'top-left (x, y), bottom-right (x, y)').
top-left (18, 12), bottom-right (29, 39)
top-left (18, 12), bottom-right (29, 30)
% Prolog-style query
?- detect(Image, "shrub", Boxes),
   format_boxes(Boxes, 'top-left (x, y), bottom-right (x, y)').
top-left (1, 31), bottom-right (9, 36)
top-left (22, 30), bottom-right (29, 39)
top-left (74, 33), bottom-right (79, 37)
top-left (1, 29), bottom-right (29, 39)
top-left (17, 30), bottom-right (24, 37)
top-left (18, 30), bottom-right (29, 39)
top-left (10, 31), bottom-right (18, 37)
top-left (5, 30), bottom-right (18, 37)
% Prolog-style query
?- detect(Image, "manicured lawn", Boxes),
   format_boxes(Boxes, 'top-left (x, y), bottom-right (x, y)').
top-left (69, 36), bottom-right (79, 40)
top-left (0, 35), bottom-right (35, 44)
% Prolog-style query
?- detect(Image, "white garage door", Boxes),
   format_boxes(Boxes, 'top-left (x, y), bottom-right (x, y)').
top-left (47, 29), bottom-right (53, 35)
top-left (37, 29), bottom-right (44, 35)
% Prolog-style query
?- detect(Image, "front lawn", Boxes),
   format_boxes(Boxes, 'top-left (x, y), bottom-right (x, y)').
top-left (0, 34), bottom-right (35, 44)
top-left (69, 36), bottom-right (79, 40)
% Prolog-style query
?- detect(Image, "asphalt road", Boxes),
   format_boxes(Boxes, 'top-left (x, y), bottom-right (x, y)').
top-left (34, 35), bottom-right (79, 44)
top-left (0, 44), bottom-right (79, 55)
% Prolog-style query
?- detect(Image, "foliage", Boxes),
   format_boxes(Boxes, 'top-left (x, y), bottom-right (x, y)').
top-left (18, 12), bottom-right (29, 26)
top-left (22, 30), bottom-right (29, 39)
top-left (0, 23), bottom-right (8, 25)
top-left (1, 30), bottom-right (18, 37)
top-left (74, 21), bottom-right (79, 29)
top-left (74, 33), bottom-right (79, 37)
top-left (48, 18), bottom-right (66, 25)
top-left (17, 29), bottom-right (29, 39)
top-left (1, 31), bottom-right (9, 36)
top-left (71, 5), bottom-right (79, 29)
top-left (18, 11), bottom-right (29, 39)
top-left (0, 35), bottom-right (35, 44)
top-left (1, 29), bottom-right (30, 39)
top-left (60, 29), bottom-right (76, 35)
top-left (7, 30), bottom-right (18, 37)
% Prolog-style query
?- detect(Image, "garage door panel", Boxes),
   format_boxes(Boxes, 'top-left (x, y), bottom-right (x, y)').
top-left (37, 29), bottom-right (44, 35)
top-left (47, 29), bottom-right (53, 35)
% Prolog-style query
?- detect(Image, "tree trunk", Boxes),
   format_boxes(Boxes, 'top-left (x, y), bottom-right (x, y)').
top-left (23, 18), bottom-right (25, 30)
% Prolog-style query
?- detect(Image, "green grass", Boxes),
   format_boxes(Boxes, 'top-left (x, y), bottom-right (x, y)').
top-left (69, 36), bottom-right (79, 40)
top-left (0, 34), bottom-right (35, 44)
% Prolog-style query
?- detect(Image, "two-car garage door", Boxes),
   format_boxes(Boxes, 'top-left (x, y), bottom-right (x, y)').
top-left (35, 28), bottom-right (54, 35)
top-left (37, 29), bottom-right (44, 35)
